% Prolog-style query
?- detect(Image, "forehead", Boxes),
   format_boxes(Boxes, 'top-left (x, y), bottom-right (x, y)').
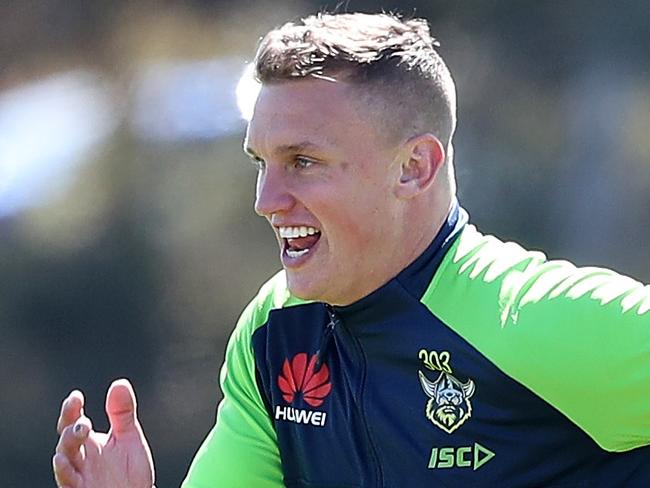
top-left (252, 78), bottom-right (354, 121)
top-left (245, 79), bottom-right (375, 154)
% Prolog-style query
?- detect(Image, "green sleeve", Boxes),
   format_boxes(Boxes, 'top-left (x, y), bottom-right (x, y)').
top-left (181, 279), bottom-right (287, 488)
top-left (423, 225), bottom-right (650, 452)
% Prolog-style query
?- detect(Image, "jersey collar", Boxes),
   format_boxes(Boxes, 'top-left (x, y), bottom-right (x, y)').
top-left (331, 200), bottom-right (468, 319)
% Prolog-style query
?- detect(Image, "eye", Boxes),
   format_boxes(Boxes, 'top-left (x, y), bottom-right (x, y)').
top-left (293, 156), bottom-right (315, 169)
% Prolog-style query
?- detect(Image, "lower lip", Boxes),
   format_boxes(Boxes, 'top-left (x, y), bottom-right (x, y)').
top-left (281, 237), bottom-right (321, 268)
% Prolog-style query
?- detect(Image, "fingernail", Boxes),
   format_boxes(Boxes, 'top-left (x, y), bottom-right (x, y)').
top-left (73, 423), bottom-right (85, 436)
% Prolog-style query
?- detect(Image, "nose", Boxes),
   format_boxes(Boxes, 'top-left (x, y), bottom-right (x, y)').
top-left (443, 391), bottom-right (461, 405)
top-left (254, 166), bottom-right (295, 218)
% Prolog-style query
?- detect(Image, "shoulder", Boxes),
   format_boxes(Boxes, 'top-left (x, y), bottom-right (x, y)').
top-left (426, 224), bottom-right (650, 326)
top-left (424, 224), bottom-right (650, 451)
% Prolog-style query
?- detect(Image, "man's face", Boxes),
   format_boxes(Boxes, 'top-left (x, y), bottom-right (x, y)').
top-left (245, 78), bottom-right (406, 305)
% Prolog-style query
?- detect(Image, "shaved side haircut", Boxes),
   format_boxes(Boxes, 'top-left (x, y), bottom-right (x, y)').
top-left (253, 12), bottom-right (457, 154)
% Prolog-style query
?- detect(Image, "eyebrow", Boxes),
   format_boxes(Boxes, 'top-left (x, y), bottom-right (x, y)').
top-left (243, 141), bottom-right (324, 159)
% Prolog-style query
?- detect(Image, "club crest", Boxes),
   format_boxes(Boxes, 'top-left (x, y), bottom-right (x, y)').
top-left (418, 349), bottom-right (475, 434)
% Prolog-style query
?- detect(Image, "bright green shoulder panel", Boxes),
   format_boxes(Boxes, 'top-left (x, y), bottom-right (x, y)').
top-left (183, 271), bottom-right (307, 488)
top-left (422, 225), bottom-right (650, 452)
top-left (234, 269), bottom-right (308, 341)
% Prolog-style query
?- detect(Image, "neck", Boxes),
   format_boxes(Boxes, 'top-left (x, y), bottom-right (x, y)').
top-left (402, 197), bottom-right (453, 270)
top-left (327, 197), bottom-right (454, 307)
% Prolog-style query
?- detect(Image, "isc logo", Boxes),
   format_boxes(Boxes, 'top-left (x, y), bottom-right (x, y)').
top-left (428, 443), bottom-right (495, 471)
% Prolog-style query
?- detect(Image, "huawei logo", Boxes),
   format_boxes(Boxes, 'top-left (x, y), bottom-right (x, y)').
top-left (278, 353), bottom-right (332, 407)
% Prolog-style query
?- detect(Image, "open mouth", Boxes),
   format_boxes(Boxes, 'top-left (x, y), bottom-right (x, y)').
top-left (278, 225), bottom-right (321, 259)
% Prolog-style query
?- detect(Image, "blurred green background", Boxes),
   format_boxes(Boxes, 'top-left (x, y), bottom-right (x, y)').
top-left (2, 1), bottom-right (649, 486)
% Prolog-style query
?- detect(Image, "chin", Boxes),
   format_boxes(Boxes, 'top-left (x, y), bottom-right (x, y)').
top-left (286, 273), bottom-right (327, 302)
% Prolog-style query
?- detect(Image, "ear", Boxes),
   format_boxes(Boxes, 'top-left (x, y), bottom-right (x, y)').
top-left (394, 134), bottom-right (445, 199)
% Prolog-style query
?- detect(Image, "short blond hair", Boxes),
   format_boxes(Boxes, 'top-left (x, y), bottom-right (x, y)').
top-left (254, 12), bottom-right (457, 148)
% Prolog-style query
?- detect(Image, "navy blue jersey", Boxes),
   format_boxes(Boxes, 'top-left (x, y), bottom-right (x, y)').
top-left (184, 204), bottom-right (650, 487)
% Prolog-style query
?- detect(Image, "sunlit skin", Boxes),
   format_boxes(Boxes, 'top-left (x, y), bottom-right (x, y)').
top-left (245, 78), bottom-right (451, 305)
top-left (52, 380), bottom-right (154, 488)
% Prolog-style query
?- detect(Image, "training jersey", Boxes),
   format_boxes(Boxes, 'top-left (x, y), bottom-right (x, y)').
top-left (182, 204), bottom-right (650, 488)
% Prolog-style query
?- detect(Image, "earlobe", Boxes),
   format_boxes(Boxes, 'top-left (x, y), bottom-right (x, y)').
top-left (394, 134), bottom-right (445, 199)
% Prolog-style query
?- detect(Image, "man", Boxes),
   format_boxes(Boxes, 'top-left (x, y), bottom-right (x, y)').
top-left (53, 12), bottom-right (650, 488)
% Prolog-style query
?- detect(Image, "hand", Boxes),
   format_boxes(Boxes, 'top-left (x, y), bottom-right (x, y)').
top-left (53, 379), bottom-right (155, 488)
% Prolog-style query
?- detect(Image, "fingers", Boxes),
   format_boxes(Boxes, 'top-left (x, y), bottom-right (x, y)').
top-left (57, 390), bottom-right (85, 435)
top-left (106, 378), bottom-right (139, 438)
top-left (55, 416), bottom-right (93, 469)
top-left (53, 416), bottom-right (90, 488)
top-left (52, 452), bottom-right (82, 488)
top-left (54, 390), bottom-right (87, 488)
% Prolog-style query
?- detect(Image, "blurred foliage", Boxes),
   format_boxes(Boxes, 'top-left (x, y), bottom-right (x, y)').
top-left (1, 1), bottom-right (650, 486)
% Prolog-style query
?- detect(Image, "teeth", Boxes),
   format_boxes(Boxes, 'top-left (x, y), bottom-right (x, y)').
top-left (279, 226), bottom-right (320, 239)
top-left (286, 248), bottom-right (310, 258)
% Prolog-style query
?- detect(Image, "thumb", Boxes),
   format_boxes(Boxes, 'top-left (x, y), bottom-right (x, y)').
top-left (106, 378), bottom-right (140, 438)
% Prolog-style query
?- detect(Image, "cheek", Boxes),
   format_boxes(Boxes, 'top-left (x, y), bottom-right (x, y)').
top-left (326, 207), bottom-right (385, 250)
top-left (312, 175), bottom-right (395, 249)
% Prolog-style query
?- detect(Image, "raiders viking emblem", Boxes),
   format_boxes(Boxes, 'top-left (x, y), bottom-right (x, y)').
top-left (418, 350), bottom-right (476, 434)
